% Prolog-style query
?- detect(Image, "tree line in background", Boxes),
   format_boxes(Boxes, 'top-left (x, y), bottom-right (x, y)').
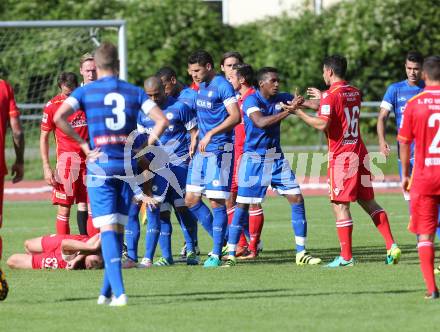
top-left (1, 0), bottom-right (439, 144)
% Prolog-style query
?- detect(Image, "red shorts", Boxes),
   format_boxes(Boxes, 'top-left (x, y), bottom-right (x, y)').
top-left (41, 234), bottom-right (89, 252)
top-left (328, 153), bottom-right (374, 202)
top-left (231, 143), bottom-right (244, 194)
top-left (408, 193), bottom-right (440, 235)
top-left (52, 167), bottom-right (87, 206)
top-left (32, 250), bottom-right (67, 270)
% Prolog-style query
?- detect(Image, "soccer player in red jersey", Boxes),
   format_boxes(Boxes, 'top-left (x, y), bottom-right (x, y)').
top-left (228, 63), bottom-right (265, 259)
top-left (398, 55), bottom-right (440, 299)
top-left (40, 72), bottom-right (88, 235)
top-left (282, 55), bottom-right (401, 267)
top-left (0, 78), bottom-right (24, 300)
top-left (7, 233), bottom-right (102, 270)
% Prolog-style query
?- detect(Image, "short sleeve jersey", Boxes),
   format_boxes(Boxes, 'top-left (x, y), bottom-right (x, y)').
top-left (381, 80), bottom-right (425, 128)
top-left (318, 81), bottom-right (367, 164)
top-left (235, 87), bottom-right (256, 148)
top-left (242, 90), bottom-right (293, 155)
top-left (177, 87), bottom-right (197, 111)
top-left (397, 86), bottom-right (440, 195)
top-left (137, 96), bottom-right (196, 163)
top-left (0, 80), bottom-right (20, 174)
top-left (195, 75), bottom-right (237, 151)
top-left (65, 76), bottom-right (156, 176)
top-left (41, 93), bottom-right (88, 163)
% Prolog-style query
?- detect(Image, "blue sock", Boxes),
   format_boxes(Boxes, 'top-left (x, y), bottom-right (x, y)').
top-left (125, 202), bottom-right (140, 262)
top-left (144, 207), bottom-right (161, 260)
top-left (176, 209), bottom-right (196, 253)
top-left (291, 202), bottom-right (307, 253)
top-left (100, 270), bottom-right (112, 298)
top-left (227, 207), bottom-right (248, 256)
top-left (158, 216), bottom-right (173, 262)
top-left (212, 206), bottom-right (228, 256)
top-left (189, 201), bottom-right (213, 238)
top-left (101, 230), bottom-right (125, 297)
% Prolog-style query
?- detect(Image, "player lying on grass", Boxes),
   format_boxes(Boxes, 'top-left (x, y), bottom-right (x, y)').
top-left (7, 233), bottom-right (102, 270)
top-left (281, 54), bottom-right (401, 267)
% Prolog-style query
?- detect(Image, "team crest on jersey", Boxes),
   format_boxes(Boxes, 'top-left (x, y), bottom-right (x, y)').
top-left (212, 180), bottom-right (220, 187)
top-left (275, 103), bottom-right (282, 111)
top-left (152, 185), bottom-right (158, 192)
top-left (321, 105), bottom-right (331, 115)
top-left (208, 91), bottom-right (213, 98)
top-left (322, 92), bottom-right (328, 98)
top-left (398, 97), bottom-right (407, 102)
top-left (166, 113), bottom-right (174, 120)
top-left (42, 113), bottom-right (48, 123)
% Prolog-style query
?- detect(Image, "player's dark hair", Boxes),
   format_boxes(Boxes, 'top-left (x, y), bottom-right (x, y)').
top-left (233, 63), bottom-right (255, 86)
top-left (423, 56), bottom-right (440, 81)
top-left (220, 51), bottom-right (243, 66)
top-left (406, 51), bottom-right (424, 65)
top-left (156, 66), bottom-right (177, 81)
top-left (188, 50), bottom-right (214, 67)
top-left (94, 42), bottom-right (118, 71)
top-left (256, 67), bottom-right (278, 82)
top-left (323, 55), bottom-right (347, 78)
top-left (57, 72), bottom-right (78, 90)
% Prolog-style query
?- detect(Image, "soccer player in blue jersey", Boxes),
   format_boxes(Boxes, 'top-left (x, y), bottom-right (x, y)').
top-left (54, 42), bottom-right (168, 306)
top-left (224, 67), bottom-right (321, 267)
top-left (377, 51), bottom-right (425, 181)
top-left (185, 50), bottom-right (241, 268)
top-left (124, 76), bottom-right (199, 267)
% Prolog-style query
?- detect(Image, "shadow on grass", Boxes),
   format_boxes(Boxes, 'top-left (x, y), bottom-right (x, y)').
top-left (54, 287), bottom-right (423, 305)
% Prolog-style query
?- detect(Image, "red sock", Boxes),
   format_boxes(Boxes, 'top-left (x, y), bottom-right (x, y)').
top-left (336, 219), bottom-right (353, 260)
top-left (248, 208), bottom-right (264, 252)
top-left (238, 232), bottom-right (248, 248)
top-left (418, 240), bottom-right (437, 293)
top-left (86, 212), bottom-right (99, 236)
top-left (56, 214), bottom-right (70, 234)
top-left (371, 209), bottom-right (394, 250)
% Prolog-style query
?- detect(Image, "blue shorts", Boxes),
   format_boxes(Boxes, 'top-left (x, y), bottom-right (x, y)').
top-left (152, 163), bottom-right (188, 212)
top-left (87, 175), bottom-right (134, 228)
top-left (186, 147), bottom-right (234, 199)
top-left (236, 152), bottom-right (301, 204)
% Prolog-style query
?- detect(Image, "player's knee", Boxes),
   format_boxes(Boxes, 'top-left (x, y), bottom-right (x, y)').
top-left (288, 194), bottom-right (304, 204)
top-left (185, 193), bottom-right (199, 208)
top-left (24, 240), bottom-right (31, 253)
top-left (7, 255), bottom-right (19, 269)
top-left (77, 202), bottom-right (87, 211)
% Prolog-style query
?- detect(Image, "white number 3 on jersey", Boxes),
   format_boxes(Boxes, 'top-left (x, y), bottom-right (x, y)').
top-left (104, 93), bottom-right (126, 131)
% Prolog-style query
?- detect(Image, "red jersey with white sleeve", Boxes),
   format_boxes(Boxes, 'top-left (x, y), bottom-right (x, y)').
top-left (41, 93), bottom-right (88, 164)
top-left (398, 86), bottom-right (440, 195)
top-left (0, 80), bottom-right (20, 175)
top-left (318, 81), bottom-right (373, 202)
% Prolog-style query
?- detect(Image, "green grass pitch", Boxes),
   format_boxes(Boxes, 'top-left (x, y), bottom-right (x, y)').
top-left (1, 195), bottom-right (439, 331)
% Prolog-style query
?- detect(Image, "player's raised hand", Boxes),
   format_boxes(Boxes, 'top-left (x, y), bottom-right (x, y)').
top-left (379, 141), bottom-right (391, 158)
top-left (307, 87), bottom-right (322, 99)
top-left (281, 95), bottom-right (304, 114)
top-left (43, 165), bottom-right (56, 186)
top-left (198, 132), bottom-right (212, 153)
top-left (11, 162), bottom-right (24, 184)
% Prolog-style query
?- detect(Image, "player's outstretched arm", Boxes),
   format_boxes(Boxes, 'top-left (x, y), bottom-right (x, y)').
top-left (377, 108), bottom-right (391, 157)
top-left (146, 105), bottom-right (169, 146)
top-left (10, 116), bottom-right (24, 183)
top-left (61, 235), bottom-right (101, 255)
top-left (249, 108), bottom-right (290, 129)
top-left (53, 103), bottom-right (91, 156)
top-left (199, 102), bottom-right (240, 152)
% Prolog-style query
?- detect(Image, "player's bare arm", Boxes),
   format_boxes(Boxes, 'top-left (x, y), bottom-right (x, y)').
top-left (61, 233), bottom-right (101, 255)
top-left (10, 115), bottom-right (24, 183)
top-left (399, 142), bottom-right (411, 192)
top-left (189, 127), bottom-right (198, 158)
top-left (249, 108), bottom-right (290, 129)
top-left (284, 103), bottom-right (329, 131)
top-left (377, 107), bottom-right (391, 157)
top-left (39, 130), bottom-right (56, 186)
top-left (146, 105), bottom-right (169, 146)
top-left (199, 102), bottom-right (240, 153)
